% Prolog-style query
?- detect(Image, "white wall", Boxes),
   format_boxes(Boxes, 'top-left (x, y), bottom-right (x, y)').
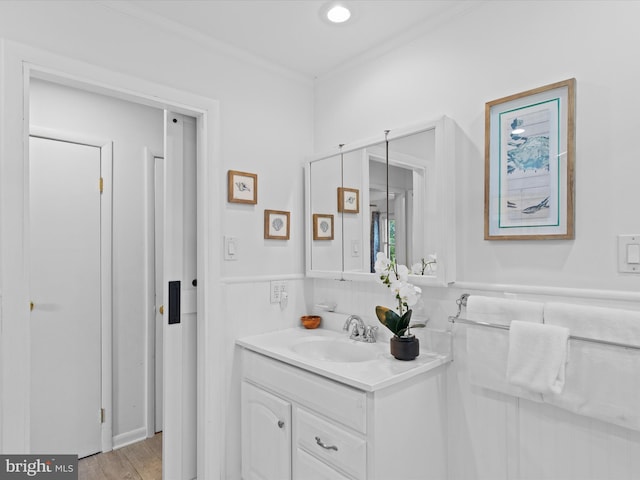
top-left (30, 79), bottom-right (163, 444)
top-left (315, 0), bottom-right (640, 292)
top-left (0, 0), bottom-right (312, 280)
top-left (313, 1), bottom-right (640, 479)
top-left (0, 2), bottom-right (313, 473)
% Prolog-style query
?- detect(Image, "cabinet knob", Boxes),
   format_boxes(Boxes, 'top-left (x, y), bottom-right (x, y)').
top-left (277, 420), bottom-right (285, 429)
top-left (315, 436), bottom-right (338, 451)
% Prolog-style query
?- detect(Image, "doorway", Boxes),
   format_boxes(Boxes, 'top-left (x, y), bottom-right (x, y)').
top-left (28, 78), bottom-right (197, 478)
top-left (0, 43), bottom-right (222, 478)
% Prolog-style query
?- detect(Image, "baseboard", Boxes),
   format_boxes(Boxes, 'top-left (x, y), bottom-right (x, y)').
top-left (112, 427), bottom-right (148, 450)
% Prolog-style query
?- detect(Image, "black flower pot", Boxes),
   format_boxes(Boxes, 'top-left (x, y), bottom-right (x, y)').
top-left (390, 335), bottom-right (419, 361)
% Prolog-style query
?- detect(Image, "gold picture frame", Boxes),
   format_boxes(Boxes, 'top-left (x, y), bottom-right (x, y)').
top-left (264, 210), bottom-right (290, 240)
top-left (337, 187), bottom-right (359, 213)
top-left (485, 78), bottom-right (576, 240)
top-left (312, 214), bottom-right (334, 240)
top-left (228, 170), bottom-right (258, 204)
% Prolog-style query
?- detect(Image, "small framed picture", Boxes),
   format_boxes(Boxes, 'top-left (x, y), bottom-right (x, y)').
top-left (312, 214), bottom-right (334, 240)
top-left (264, 210), bottom-right (290, 240)
top-left (337, 187), bottom-right (359, 213)
top-left (228, 170), bottom-right (258, 204)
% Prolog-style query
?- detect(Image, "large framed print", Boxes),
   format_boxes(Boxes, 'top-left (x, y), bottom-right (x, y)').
top-left (485, 78), bottom-right (576, 240)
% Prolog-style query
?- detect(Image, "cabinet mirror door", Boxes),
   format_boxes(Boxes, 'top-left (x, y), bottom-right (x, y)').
top-left (306, 116), bottom-right (456, 285)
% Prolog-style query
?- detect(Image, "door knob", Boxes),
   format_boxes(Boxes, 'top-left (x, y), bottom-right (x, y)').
top-left (30, 301), bottom-right (35, 311)
top-left (159, 305), bottom-right (164, 315)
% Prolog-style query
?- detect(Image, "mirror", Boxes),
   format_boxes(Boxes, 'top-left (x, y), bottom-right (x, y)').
top-left (305, 116), bottom-right (456, 285)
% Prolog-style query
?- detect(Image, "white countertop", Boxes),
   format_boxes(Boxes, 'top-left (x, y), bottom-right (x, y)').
top-left (236, 327), bottom-right (451, 392)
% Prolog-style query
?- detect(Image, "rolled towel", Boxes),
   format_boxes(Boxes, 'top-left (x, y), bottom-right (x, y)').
top-left (506, 320), bottom-right (570, 395)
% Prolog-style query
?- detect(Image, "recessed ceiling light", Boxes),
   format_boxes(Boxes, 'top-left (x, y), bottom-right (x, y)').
top-left (327, 4), bottom-right (351, 23)
top-left (320, 2), bottom-right (353, 25)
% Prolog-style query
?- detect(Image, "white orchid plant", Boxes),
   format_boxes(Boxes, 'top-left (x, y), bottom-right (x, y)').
top-left (374, 252), bottom-right (425, 338)
top-left (411, 254), bottom-right (437, 276)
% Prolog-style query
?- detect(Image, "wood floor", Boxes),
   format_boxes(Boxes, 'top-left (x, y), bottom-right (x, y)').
top-left (78, 433), bottom-right (162, 480)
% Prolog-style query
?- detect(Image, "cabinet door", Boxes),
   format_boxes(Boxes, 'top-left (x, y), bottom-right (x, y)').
top-left (296, 448), bottom-right (351, 480)
top-left (242, 381), bottom-right (292, 480)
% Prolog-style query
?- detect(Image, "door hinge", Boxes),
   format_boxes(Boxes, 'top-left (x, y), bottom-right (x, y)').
top-left (100, 408), bottom-right (106, 424)
top-left (99, 177), bottom-right (104, 194)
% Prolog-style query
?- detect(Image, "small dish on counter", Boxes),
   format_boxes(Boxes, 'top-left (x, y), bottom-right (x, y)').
top-left (300, 315), bottom-right (321, 329)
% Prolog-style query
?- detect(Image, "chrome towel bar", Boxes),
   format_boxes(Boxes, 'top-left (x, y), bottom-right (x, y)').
top-left (448, 293), bottom-right (640, 352)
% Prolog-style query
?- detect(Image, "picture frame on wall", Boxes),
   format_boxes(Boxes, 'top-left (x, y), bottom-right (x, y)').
top-left (264, 209), bottom-right (290, 240)
top-left (312, 214), bottom-right (334, 240)
top-left (485, 78), bottom-right (576, 240)
top-left (337, 187), bottom-right (359, 213)
top-left (228, 170), bottom-right (258, 204)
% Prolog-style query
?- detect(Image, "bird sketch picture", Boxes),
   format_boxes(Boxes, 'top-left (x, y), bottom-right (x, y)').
top-left (228, 170), bottom-right (258, 204)
top-left (312, 213), bottom-right (334, 240)
top-left (337, 187), bottom-right (360, 213)
top-left (485, 79), bottom-right (575, 240)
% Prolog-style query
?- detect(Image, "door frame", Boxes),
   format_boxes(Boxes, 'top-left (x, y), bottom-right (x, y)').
top-left (0, 41), bottom-right (223, 478)
top-left (29, 127), bottom-right (114, 453)
top-left (144, 147), bottom-right (164, 438)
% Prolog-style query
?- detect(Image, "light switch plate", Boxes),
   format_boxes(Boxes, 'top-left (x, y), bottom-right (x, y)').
top-left (351, 240), bottom-right (360, 257)
top-left (224, 236), bottom-right (238, 261)
top-left (618, 234), bottom-right (640, 273)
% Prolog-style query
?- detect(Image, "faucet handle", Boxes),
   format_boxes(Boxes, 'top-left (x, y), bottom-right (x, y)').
top-left (363, 325), bottom-right (378, 342)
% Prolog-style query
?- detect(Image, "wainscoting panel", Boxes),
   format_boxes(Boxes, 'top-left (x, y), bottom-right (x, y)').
top-left (448, 320), bottom-right (640, 480)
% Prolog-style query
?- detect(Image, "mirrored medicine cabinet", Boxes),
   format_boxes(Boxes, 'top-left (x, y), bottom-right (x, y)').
top-left (305, 116), bottom-right (457, 286)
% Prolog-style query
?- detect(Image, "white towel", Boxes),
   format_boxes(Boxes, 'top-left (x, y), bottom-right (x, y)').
top-left (465, 296), bottom-right (544, 401)
top-left (506, 321), bottom-right (569, 395)
top-left (544, 302), bottom-right (640, 432)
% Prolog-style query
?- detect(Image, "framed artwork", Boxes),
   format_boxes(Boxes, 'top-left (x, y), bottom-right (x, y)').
top-left (228, 170), bottom-right (258, 204)
top-left (485, 78), bottom-right (576, 240)
top-left (337, 187), bottom-right (360, 213)
top-left (264, 210), bottom-right (290, 240)
top-left (312, 214), bottom-right (334, 240)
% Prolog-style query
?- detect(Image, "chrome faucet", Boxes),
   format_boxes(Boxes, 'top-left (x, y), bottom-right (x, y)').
top-left (343, 314), bottom-right (378, 343)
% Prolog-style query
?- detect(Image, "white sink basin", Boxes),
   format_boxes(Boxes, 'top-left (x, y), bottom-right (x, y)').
top-left (290, 337), bottom-right (379, 363)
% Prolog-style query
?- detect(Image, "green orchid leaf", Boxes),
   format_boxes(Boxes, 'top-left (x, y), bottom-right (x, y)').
top-left (375, 306), bottom-right (403, 335)
top-left (400, 309), bottom-right (413, 330)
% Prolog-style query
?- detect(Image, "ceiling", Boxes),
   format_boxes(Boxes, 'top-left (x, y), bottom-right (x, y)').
top-left (115, 0), bottom-right (478, 79)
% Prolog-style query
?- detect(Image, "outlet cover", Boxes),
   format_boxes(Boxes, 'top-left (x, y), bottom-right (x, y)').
top-left (270, 281), bottom-right (287, 303)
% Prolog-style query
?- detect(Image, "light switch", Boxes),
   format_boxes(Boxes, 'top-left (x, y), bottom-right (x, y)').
top-left (351, 240), bottom-right (360, 257)
top-left (224, 236), bottom-right (238, 261)
top-left (618, 234), bottom-right (640, 273)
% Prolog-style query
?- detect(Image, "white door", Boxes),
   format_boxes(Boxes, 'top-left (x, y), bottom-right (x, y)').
top-left (29, 136), bottom-right (105, 458)
top-left (163, 112), bottom-right (197, 479)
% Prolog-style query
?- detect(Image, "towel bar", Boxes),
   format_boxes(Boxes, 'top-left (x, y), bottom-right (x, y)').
top-left (449, 294), bottom-right (640, 352)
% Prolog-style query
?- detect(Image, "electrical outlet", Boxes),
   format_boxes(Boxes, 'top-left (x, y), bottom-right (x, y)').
top-left (270, 281), bottom-right (287, 304)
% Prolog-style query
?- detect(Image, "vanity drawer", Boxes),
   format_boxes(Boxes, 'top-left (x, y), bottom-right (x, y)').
top-left (295, 448), bottom-right (352, 480)
top-left (242, 350), bottom-right (367, 432)
top-left (295, 408), bottom-right (366, 480)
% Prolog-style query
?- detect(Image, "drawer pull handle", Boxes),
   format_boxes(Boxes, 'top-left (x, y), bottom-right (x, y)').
top-left (315, 436), bottom-right (338, 451)
top-left (277, 420), bottom-right (285, 429)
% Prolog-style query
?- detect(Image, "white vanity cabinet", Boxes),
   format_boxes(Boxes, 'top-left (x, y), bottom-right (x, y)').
top-left (241, 381), bottom-right (292, 480)
top-left (240, 348), bottom-right (448, 480)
